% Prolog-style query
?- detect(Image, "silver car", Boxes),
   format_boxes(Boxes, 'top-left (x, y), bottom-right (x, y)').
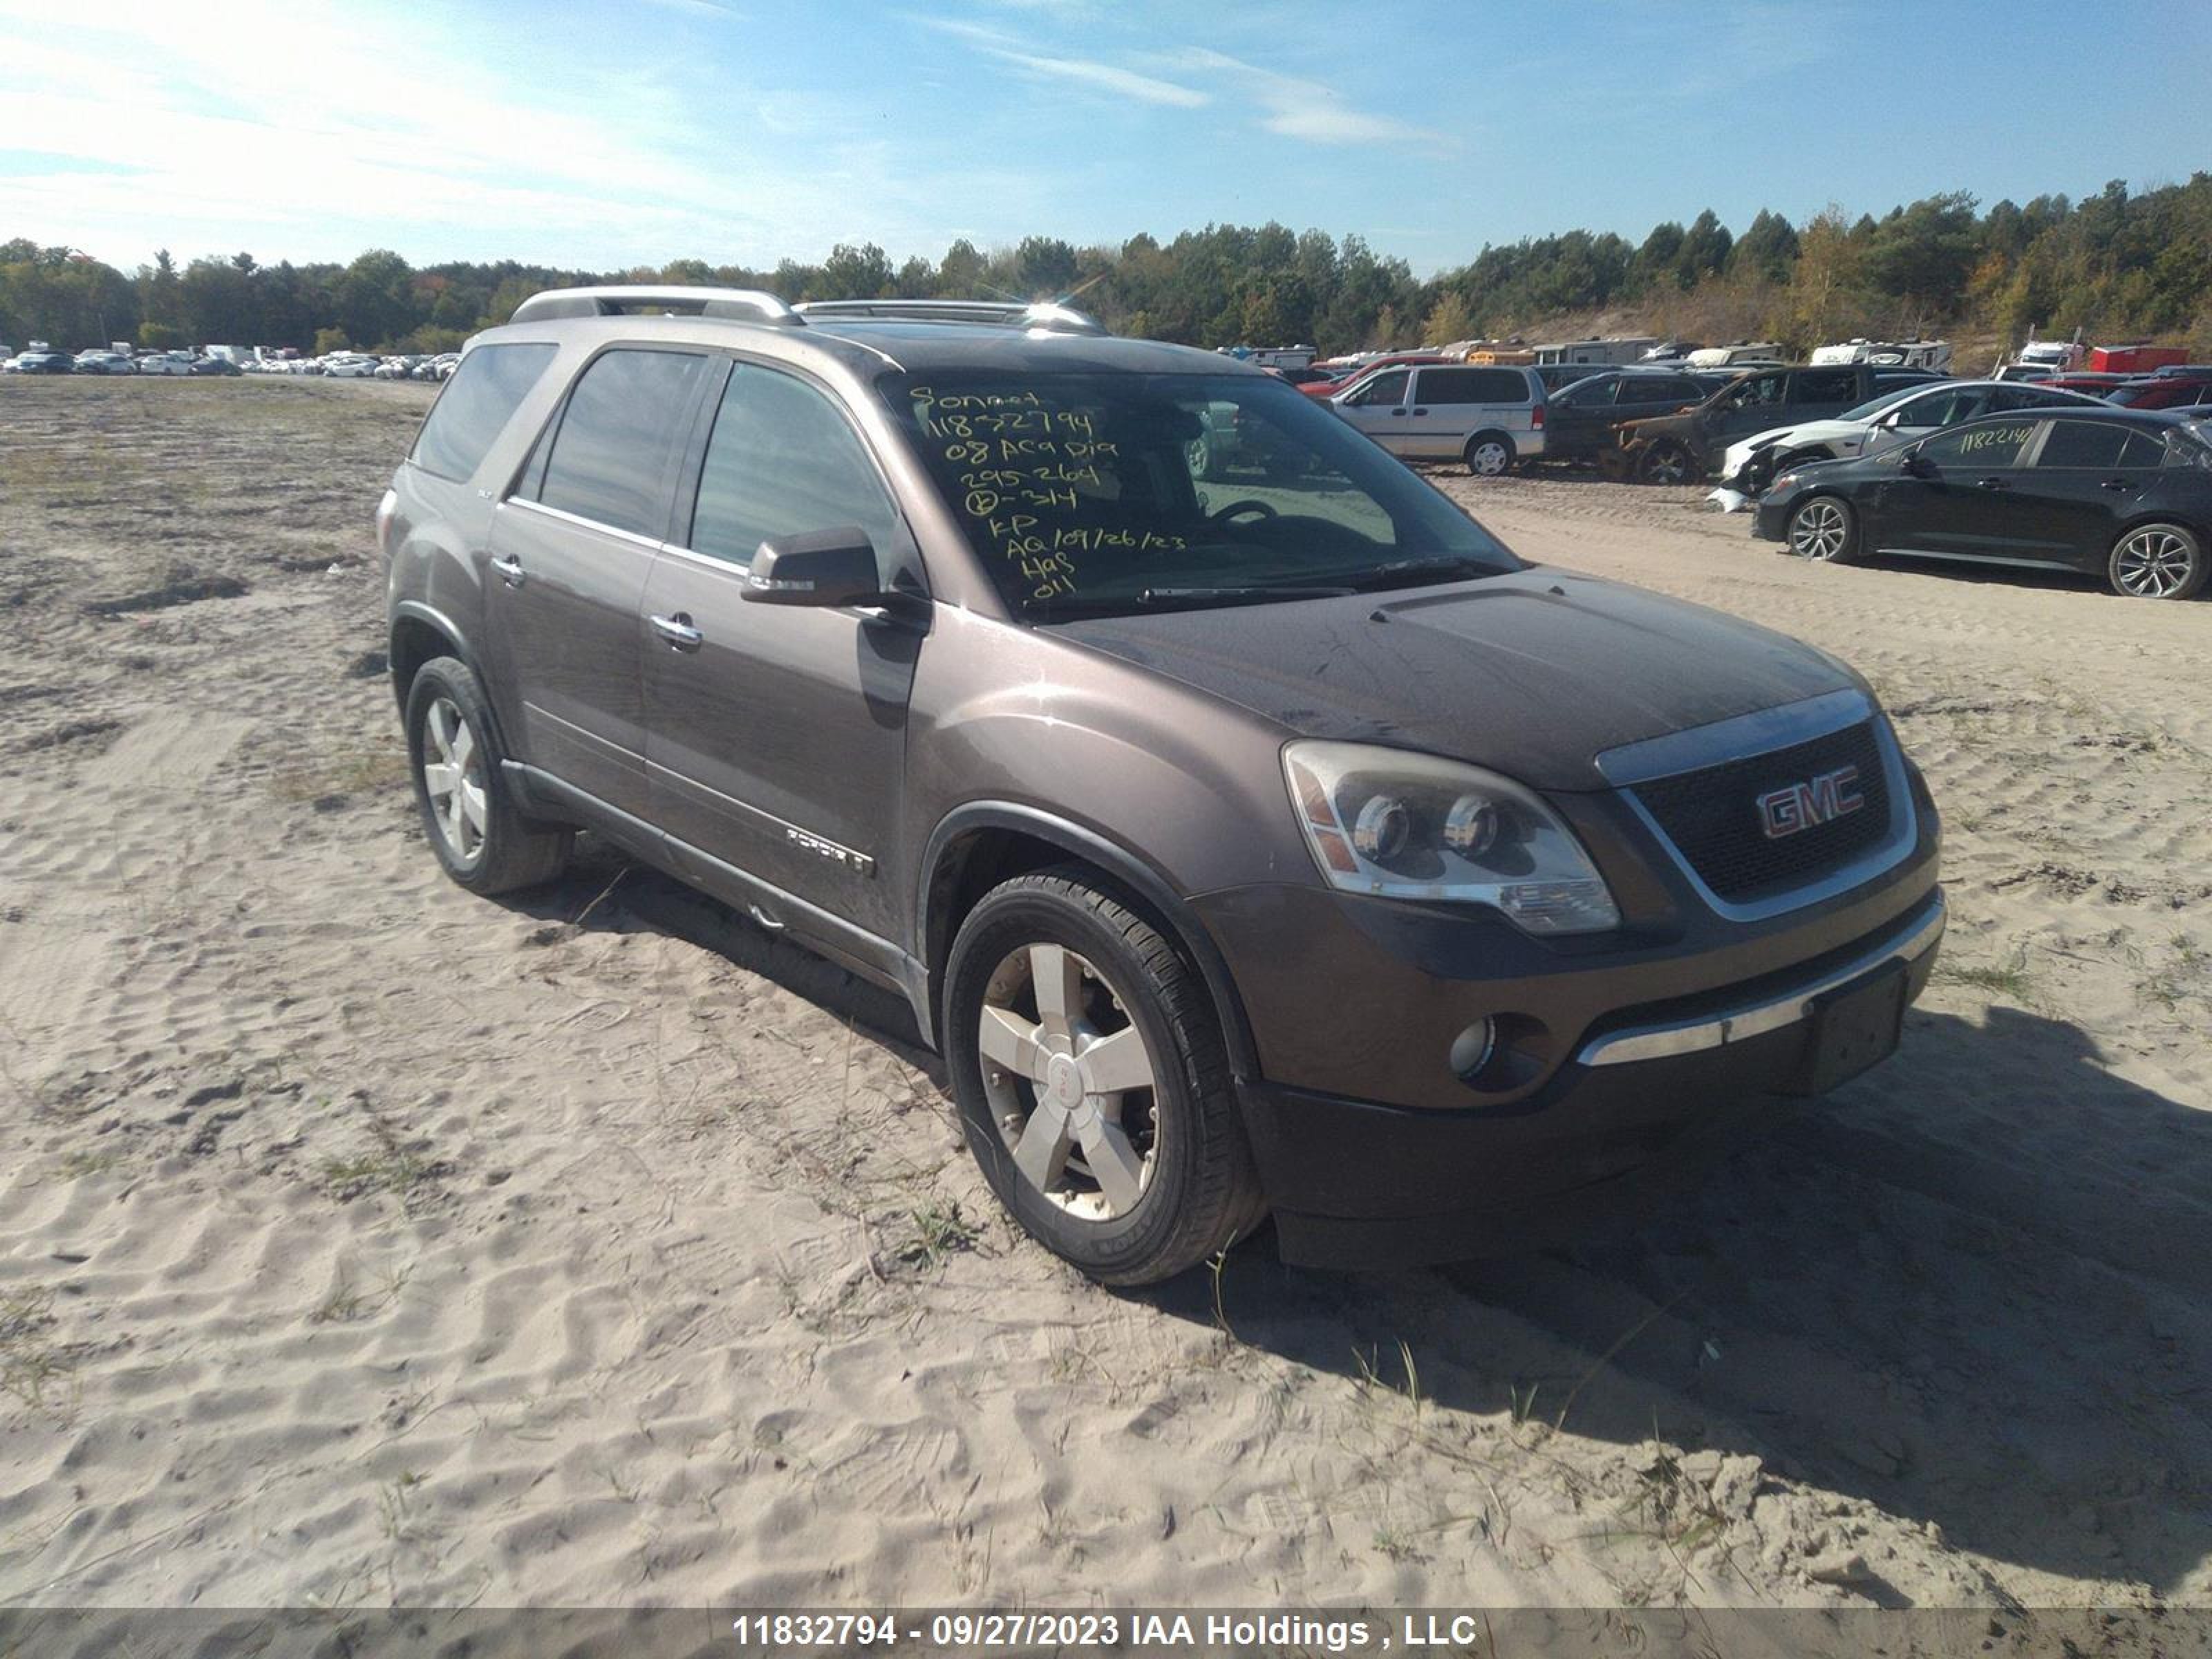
top-left (1330, 364), bottom-right (1547, 476)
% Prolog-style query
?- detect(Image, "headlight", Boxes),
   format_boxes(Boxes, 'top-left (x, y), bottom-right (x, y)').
top-left (1282, 740), bottom-right (1621, 935)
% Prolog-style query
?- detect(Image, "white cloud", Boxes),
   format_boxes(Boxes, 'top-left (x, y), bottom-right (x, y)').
top-left (1175, 48), bottom-right (1445, 147)
top-left (919, 19), bottom-right (1208, 106)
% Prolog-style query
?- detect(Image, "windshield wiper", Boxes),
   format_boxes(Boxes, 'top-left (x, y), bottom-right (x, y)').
top-left (1138, 583), bottom-right (1356, 607)
top-left (1341, 556), bottom-right (1499, 592)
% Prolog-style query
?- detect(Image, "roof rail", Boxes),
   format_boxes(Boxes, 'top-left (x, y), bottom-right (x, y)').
top-left (507, 285), bottom-right (804, 327)
top-left (794, 299), bottom-right (1108, 337)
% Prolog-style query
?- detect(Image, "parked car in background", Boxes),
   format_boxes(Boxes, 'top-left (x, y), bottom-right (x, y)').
top-left (1541, 368), bottom-right (1707, 465)
top-left (323, 353), bottom-right (379, 378)
top-left (2107, 374), bottom-right (2212, 411)
top-left (1330, 362), bottom-right (1546, 475)
top-left (133, 352), bottom-right (194, 376)
top-left (1300, 352), bottom-right (1451, 397)
top-left (13, 348), bottom-right (75, 374)
top-left (1615, 364), bottom-right (1944, 484)
top-left (1716, 380), bottom-right (2108, 498)
top-left (73, 350), bottom-right (133, 375)
top-left (1757, 407), bottom-right (2210, 599)
top-left (191, 355), bottom-right (243, 376)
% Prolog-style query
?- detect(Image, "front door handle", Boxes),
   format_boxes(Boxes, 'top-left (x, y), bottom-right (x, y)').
top-left (1974, 476), bottom-right (2007, 491)
top-left (650, 612), bottom-right (703, 652)
top-left (2099, 478), bottom-right (2131, 491)
top-left (491, 554), bottom-right (525, 588)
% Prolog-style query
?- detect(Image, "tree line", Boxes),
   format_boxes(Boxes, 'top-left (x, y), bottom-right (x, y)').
top-left (3, 176), bottom-right (2208, 359)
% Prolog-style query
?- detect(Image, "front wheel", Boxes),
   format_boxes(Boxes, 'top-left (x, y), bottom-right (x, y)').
top-left (2108, 522), bottom-right (2206, 600)
top-left (404, 656), bottom-right (573, 893)
top-left (1635, 440), bottom-right (1697, 486)
top-left (944, 868), bottom-right (1264, 1285)
top-left (1786, 495), bottom-right (1859, 563)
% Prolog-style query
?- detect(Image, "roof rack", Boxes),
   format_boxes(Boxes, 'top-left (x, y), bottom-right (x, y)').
top-left (508, 285), bottom-right (804, 327)
top-left (795, 299), bottom-right (1108, 336)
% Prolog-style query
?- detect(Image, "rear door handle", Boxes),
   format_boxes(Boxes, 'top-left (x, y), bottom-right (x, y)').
top-left (490, 554), bottom-right (525, 587)
top-left (1410, 406), bottom-right (1428, 416)
top-left (2099, 478), bottom-right (2132, 491)
top-left (650, 612), bottom-right (703, 652)
top-left (1974, 476), bottom-right (2007, 490)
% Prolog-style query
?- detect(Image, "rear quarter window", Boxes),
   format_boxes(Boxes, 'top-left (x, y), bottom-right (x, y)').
top-left (409, 343), bottom-right (558, 482)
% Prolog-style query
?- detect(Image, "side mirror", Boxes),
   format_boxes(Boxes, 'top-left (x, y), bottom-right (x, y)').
top-left (743, 526), bottom-right (885, 607)
top-left (1899, 451), bottom-right (1936, 478)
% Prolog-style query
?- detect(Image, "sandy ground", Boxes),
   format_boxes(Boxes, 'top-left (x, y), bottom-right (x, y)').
top-left (1, 379), bottom-right (2208, 1615)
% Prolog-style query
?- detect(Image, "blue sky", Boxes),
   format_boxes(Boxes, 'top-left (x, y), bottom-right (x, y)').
top-left (1, 0), bottom-right (2206, 276)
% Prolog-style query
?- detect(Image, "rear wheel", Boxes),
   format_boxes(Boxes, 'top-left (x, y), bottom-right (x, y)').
top-left (1464, 433), bottom-right (1516, 477)
top-left (2108, 522), bottom-right (2205, 599)
top-left (1786, 495), bottom-right (1859, 563)
top-left (944, 867), bottom-right (1263, 1284)
top-left (404, 656), bottom-right (573, 894)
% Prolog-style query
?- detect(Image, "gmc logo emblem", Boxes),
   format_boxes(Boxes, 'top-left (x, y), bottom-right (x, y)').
top-left (1757, 765), bottom-right (1864, 839)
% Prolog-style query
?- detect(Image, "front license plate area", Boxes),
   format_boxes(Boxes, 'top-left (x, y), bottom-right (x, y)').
top-left (1783, 965), bottom-right (1907, 1096)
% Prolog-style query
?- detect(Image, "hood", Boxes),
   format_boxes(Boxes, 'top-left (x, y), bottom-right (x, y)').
top-left (1724, 418), bottom-right (1868, 465)
top-left (1051, 568), bottom-right (1857, 792)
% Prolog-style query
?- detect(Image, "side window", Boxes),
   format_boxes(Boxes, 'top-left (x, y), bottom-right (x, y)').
top-left (410, 343), bottom-right (558, 482)
top-left (1639, 377), bottom-right (1698, 405)
top-left (1922, 420), bottom-right (2038, 469)
top-left (1792, 368), bottom-right (1859, 404)
top-left (535, 348), bottom-right (711, 538)
top-left (1721, 371), bottom-right (1786, 409)
top-left (1344, 369), bottom-right (1409, 408)
top-left (1416, 367), bottom-right (1529, 403)
top-left (2034, 420), bottom-right (2153, 469)
top-left (688, 364), bottom-right (903, 576)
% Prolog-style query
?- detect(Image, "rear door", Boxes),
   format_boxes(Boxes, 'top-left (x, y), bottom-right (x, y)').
top-left (1331, 368), bottom-right (1418, 453)
top-left (1409, 366), bottom-right (1538, 459)
top-left (1541, 372), bottom-right (1619, 460)
top-left (2009, 417), bottom-right (2170, 568)
top-left (640, 359), bottom-right (925, 942)
top-left (485, 346), bottom-right (715, 814)
top-left (1705, 369), bottom-right (1791, 440)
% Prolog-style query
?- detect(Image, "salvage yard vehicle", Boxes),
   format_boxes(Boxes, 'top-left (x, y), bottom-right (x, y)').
top-left (1615, 362), bottom-right (1944, 484)
top-left (1541, 368), bottom-right (1707, 465)
top-left (1329, 362), bottom-right (1548, 475)
top-left (1715, 379), bottom-right (2107, 498)
top-left (380, 285), bottom-right (1944, 1283)
top-left (1758, 407), bottom-right (2211, 599)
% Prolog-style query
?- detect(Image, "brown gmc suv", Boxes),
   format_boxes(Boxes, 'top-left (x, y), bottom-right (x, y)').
top-left (379, 287), bottom-right (1944, 1284)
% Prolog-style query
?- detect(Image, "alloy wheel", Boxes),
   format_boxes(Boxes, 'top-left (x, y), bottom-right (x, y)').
top-left (420, 696), bottom-right (488, 863)
top-left (2112, 527), bottom-right (2196, 598)
top-left (977, 941), bottom-right (1159, 1221)
top-left (1790, 498), bottom-right (1850, 561)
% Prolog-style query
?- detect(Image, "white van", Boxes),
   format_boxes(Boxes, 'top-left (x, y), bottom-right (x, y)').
top-left (1331, 363), bottom-right (1547, 476)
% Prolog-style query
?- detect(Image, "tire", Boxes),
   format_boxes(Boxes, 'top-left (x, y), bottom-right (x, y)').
top-left (1786, 494), bottom-right (1859, 563)
top-left (404, 656), bottom-right (573, 894)
top-left (2107, 521), bottom-right (2206, 600)
top-left (944, 865), bottom-right (1264, 1285)
top-left (1635, 439), bottom-right (1698, 486)
top-left (1185, 435), bottom-right (1220, 482)
top-left (1463, 433), bottom-right (1516, 478)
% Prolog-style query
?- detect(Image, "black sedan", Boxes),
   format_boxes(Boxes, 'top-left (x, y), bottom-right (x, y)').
top-left (13, 350), bottom-right (76, 375)
top-left (1754, 408), bottom-right (2211, 600)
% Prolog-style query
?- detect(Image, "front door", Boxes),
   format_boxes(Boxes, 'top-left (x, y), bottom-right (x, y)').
top-left (482, 346), bottom-right (715, 815)
top-left (1871, 417), bottom-right (2041, 557)
top-left (641, 360), bottom-right (924, 942)
top-left (1331, 368), bottom-right (1418, 453)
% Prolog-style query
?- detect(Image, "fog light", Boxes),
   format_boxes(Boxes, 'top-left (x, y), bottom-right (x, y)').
top-left (1449, 1019), bottom-right (1497, 1084)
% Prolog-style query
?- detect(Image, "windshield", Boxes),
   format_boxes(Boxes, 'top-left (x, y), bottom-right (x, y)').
top-left (888, 371), bottom-right (1519, 619)
top-left (1837, 384), bottom-right (1931, 423)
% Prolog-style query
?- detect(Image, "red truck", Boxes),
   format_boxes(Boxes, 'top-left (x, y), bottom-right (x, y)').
top-left (2088, 344), bottom-right (2190, 373)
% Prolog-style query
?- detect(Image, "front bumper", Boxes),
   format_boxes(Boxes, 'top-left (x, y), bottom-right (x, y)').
top-left (1233, 890), bottom-right (1944, 1268)
top-left (1752, 493), bottom-right (1794, 541)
